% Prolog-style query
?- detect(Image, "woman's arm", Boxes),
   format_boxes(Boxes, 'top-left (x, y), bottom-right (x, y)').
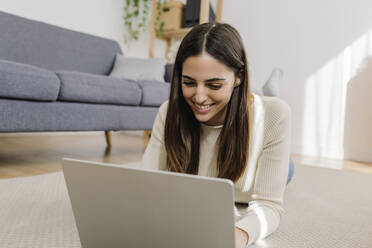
top-left (236, 97), bottom-right (291, 246)
top-left (141, 101), bottom-right (168, 171)
top-left (235, 227), bottom-right (249, 248)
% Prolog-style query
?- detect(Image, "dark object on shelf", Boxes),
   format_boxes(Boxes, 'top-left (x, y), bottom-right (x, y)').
top-left (183, 0), bottom-right (215, 28)
top-left (183, 0), bottom-right (199, 27)
top-left (209, 4), bottom-right (215, 22)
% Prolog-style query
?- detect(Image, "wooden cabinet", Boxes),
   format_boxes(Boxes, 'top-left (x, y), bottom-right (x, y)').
top-left (149, 0), bottom-right (224, 60)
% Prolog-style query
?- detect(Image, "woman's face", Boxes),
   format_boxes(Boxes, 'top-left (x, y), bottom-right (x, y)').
top-left (181, 52), bottom-right (240, 126)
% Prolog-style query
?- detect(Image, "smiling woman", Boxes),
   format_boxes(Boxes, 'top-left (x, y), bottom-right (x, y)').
top-left (181, 52), bottom-right (242, 126)
top-left (141, 22), bottom-right (292, 247)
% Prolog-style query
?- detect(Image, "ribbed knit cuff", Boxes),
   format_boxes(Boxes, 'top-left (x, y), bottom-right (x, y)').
top-left (236, 213), bottom-right (260, 246)
top-left (235, 205), bottom-right (281, 246)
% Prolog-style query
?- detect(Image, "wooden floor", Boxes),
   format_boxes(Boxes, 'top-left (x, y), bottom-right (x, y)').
top-left (0, 132), bottom-right (371, 179)
top-left (0, 131), bottom-right (146, 179)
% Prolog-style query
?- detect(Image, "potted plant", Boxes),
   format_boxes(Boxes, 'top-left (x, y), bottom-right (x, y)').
top-left (123, 0), bottom-right (169, 42)
top-left (123, 0), bottom-right (151, 42)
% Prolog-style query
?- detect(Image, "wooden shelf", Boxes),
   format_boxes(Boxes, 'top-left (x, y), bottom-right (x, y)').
top-left (161, 27), bottom-right (192, 39)
top-left (149, 0), bottom-right (224, 60)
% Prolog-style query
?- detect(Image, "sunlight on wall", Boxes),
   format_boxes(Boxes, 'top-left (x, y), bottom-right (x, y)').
top-left (301, 28), bottom-right (372, 162)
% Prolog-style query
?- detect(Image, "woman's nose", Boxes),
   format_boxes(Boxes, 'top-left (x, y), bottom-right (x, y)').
top-left (194, 86), bottom-right (208, 103)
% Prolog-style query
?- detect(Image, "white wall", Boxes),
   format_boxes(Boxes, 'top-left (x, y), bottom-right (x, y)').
top-left (1, 0), bottom-right (125, 47)
top-left (344, 56), bottom-right (372, 163)
top-left (2, 0), bottom-right (372, 163)
top-left (223, 0), bottom-right (372, 162)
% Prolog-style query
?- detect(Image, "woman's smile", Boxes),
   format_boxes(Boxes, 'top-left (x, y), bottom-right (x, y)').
top-left (192, 102), bottom-right (215, 113)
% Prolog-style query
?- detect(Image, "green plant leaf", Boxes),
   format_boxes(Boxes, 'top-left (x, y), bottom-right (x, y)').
top-left (123, 0), bottom-right (154, 43)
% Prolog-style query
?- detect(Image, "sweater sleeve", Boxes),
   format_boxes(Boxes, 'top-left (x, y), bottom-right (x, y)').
top-left (140, 101), bottom-right (168, 171)
top-left (235, 97), bottom-right (291, 246)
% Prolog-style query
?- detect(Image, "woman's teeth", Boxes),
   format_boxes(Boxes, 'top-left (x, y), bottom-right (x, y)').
top-left (194, 103), bottom-right (212, 110)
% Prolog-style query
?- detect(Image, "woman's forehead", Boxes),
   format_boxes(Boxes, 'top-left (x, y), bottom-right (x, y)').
top-left (182, 53), bottom-right (234, 79)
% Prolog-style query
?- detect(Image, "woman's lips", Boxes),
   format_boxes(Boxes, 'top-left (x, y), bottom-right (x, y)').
top-left (193, 102), bottom-right (214, 113)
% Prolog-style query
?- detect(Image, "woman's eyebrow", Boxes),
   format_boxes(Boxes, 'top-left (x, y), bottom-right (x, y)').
top-left (182, 75), bottom-right (195, 80)
top-left (205, 78), bottom-right (225, 82)
top-left (182, 75), bottom-right (226, 82)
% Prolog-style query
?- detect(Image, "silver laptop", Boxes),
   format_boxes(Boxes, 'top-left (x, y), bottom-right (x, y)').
top-left (62, 158), bottom-right (236, 248)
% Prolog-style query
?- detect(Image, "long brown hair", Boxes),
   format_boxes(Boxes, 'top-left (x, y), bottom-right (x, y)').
top-left (164, 23), bottom-right (252, 183)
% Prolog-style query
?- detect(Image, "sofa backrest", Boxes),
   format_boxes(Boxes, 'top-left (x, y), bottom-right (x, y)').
top-left (0, 11), bottom-right (122, 75)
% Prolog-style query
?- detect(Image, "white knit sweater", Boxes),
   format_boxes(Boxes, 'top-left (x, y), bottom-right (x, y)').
top-left (141, 93), bottom-right (291, 246)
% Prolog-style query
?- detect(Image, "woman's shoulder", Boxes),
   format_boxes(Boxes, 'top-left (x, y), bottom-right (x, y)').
top-left (253, 95), bottom-right (291, 143)
top-left (256, 95), bottom-right (291, 123)
top-left (159, 100), bottom-right (169, 112)
top-left (155, 100), bottom-right (169, 124)
top-left (150, 100), bottom-right (169, 135)
top-left (158, 100), bottom-right (169, 115)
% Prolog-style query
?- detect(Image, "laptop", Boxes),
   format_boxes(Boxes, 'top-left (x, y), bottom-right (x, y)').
top-left (62, 158), bottom-right (236, 248)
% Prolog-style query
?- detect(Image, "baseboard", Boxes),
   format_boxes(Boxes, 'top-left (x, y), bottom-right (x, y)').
top-left (291, 143), bottom-right (344, 160)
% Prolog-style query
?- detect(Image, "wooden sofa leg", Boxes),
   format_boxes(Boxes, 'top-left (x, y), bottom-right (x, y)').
top-left (105, 131), bottom-right (112, 147)
top-left (144, 130), bottom-right (152, 147)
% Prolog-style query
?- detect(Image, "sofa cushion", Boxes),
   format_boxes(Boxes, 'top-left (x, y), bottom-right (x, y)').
top-left (137, 80), bottom-right (170, 107)
top-left (0, 59), bottom-right (60, 101)
top-left (109, 54), bottom-right (167, 82)
top-left (56, 71), bottom-right (142, 106)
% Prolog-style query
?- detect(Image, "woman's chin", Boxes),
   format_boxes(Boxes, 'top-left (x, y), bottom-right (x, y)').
top-left (192, 110), bottom-right (224, 126)
top-left (194, 114), bottom-right (211, 123)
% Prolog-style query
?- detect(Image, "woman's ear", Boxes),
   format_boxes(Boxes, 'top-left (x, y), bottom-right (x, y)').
top-left (234, 78), bottom-right (241, 87)
top-left (234, 70), bottom-right (244, 87)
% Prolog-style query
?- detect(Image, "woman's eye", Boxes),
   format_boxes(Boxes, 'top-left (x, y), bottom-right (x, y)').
top-left (182, 81), bottom-right (222, 89)
top-left (183, 81), bottom-right (195, 86)
top-left (208, 84), bottom-right (222, 89)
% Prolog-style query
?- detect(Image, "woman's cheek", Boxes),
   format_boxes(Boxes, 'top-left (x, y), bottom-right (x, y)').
top-left (181, 87), bottom-right (193, 99)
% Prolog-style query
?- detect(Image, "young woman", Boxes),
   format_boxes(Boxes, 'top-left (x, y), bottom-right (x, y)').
top-left (141, 22), bottom-right (293, 247)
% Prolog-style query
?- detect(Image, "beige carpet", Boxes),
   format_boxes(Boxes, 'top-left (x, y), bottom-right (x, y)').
top-left (0, 164), bottom-right (371, 248)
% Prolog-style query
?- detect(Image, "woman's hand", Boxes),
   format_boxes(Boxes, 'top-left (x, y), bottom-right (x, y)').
top-left (235, 227), bottom-right (249, 248)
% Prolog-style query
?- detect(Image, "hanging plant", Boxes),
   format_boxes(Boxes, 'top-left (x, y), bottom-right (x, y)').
top-left (154, 0), bottom-right (167, 38)
top-left (123, 0), bottom-right (151, 43)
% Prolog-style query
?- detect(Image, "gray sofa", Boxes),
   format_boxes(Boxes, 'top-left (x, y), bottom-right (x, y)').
top-left (0, 11), bottom-right (170, 145)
